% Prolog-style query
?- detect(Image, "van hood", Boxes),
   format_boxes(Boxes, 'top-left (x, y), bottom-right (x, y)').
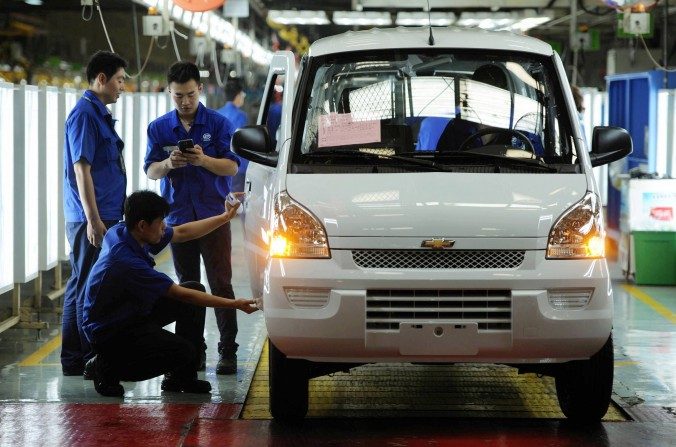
top-left (285, 173), bottom-right (588, 238)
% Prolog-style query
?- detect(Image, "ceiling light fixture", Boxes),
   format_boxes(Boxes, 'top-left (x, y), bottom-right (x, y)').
top-left (332, 11), bottom-right (392, 26)
top-left (395, 12), bottom-right (455, 27)
top-left (268, 10), bottom-right (330, 26)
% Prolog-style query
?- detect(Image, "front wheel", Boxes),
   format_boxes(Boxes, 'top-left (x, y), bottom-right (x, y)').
top-left (269, 340), bottom-right (309, 421)
top-left (555, 335), bottom-right (614, 422)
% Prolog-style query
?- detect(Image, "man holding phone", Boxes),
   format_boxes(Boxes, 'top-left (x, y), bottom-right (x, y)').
top-left (144, 61), bottom-right (242, 375)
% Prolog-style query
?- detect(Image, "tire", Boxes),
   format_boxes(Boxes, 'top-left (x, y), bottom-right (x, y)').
top-left (269, 340), bottom-right (309, 421)
top-left (555, 334), bottom-right (614, 423)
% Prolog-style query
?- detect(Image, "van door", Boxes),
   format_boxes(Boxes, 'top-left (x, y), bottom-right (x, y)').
top-left (242, 51), bottom-right (296, 298)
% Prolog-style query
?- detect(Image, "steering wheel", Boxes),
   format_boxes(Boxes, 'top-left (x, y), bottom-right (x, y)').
top-left (457, 127), bottom-right (535, 154)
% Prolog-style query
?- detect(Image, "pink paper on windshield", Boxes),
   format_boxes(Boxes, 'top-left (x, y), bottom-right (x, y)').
top-left (318, 113), bottom-right (381, 148)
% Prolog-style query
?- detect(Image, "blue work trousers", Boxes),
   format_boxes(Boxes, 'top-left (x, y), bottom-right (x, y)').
top-left (61, 220), bottom-right (118, 374)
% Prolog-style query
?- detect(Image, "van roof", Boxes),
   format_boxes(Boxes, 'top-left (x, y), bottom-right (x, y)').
top-left (308, 27), bottom-right (553, 58)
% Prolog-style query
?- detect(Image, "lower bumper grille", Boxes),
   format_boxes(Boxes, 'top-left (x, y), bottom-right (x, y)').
top-left (366, 289), bottom-right (512, 332)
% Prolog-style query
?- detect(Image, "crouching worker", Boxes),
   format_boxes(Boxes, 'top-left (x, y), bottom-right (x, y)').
top-left (82, 190), bottom-right (257, 397)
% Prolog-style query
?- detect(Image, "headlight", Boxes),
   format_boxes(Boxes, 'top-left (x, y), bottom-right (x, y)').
top-left (269, 191), bottom-right (330, 258)
top-left (547, 191), bottom-right (605, 259)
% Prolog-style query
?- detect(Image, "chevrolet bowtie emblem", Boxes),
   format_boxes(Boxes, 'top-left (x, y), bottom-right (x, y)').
top-left (421, 238), bottom-right (455, 249)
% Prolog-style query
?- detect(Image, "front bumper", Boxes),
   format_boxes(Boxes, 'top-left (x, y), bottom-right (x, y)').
top-left (263, 249), bottom-right (612, 364)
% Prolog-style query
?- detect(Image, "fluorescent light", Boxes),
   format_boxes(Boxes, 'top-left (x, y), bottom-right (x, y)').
top-left (511, 9), bottom-right (553, 32)
top-left (457, 10), bottom-right (551, 32)
top-left (172, 5), bottom-right (184, 21)
top-left (24, 0), bottom-right (43, 5)
top-left (511, 16), bottom-right (553, 32)
top-left (268, 10), bottom-right (330, 25)
top-left (333, 11), bottom-right (392, 26)
top-left (395, 12), bottom-right (455, 27)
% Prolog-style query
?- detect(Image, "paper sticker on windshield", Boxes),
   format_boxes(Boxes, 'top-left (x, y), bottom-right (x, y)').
top-left (318, 113), bottom-right (381, 148)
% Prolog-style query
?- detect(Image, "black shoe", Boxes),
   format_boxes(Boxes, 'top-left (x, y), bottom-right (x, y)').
top-left (161, 377), bottom-right (212, 393)
top-left (94, 379), bottom-right (124, 397)
top-left (216, 354), bottom-right (237, 375)
top-left (62, 366), bottom-right (84, 376)
top-left (83, 357), bottom-right (96, 381)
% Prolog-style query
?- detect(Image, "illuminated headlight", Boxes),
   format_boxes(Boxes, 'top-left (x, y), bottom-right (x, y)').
top-left (548, 289), bottom-right (593, 309)
top-left (269, 191), bottom-right (330, 258)
top-left (547, 192), bottom-right (605, 259)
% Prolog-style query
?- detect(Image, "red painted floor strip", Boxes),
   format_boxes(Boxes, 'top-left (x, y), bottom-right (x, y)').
top-left (1, 403), bottom-right (675, 446)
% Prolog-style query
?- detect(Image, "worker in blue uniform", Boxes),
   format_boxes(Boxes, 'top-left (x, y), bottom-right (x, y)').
top-left (145, 61), bottom-right (242, 375)
top-left (82, 190), bottom-right (257, 397)
top-left (61, 50), bottom-right (128, 377)
top-left (217, 78), bottom-right (248, 193)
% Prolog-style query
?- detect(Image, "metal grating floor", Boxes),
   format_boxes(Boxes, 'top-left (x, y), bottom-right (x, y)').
top-left (242, 341), bottom-right (628, 421)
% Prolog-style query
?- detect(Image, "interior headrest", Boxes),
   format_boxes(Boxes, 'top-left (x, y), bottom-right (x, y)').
top-left (471, 64), bottom-right (508, 90)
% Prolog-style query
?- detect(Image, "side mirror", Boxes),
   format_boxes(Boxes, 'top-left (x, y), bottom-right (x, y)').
top-left (589, 126), bottom-right (632, 167)
top-left (231, 125), bottom-right (278, 167)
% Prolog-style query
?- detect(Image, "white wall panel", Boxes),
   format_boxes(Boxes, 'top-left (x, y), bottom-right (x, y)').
top-left (0, 83), bottom-right (15, 293)
top-left (14, 85), bottom-right (40, 282)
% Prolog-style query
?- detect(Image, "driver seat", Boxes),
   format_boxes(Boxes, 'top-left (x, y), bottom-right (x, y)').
top-left (436, 64), bottom-right (510, 152)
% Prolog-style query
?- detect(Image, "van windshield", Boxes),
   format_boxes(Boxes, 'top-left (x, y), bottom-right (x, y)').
top-left (293, 50), bottom-right (579, 174)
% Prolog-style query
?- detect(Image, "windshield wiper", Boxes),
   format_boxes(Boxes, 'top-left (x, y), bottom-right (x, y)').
top-left (302, 150), bottom-right (450, 171)
top-left (434, 150), bottom-right (557, 172)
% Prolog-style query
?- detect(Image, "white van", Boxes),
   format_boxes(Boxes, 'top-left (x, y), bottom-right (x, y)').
top-left (232, 27), bottom-right (632, 422)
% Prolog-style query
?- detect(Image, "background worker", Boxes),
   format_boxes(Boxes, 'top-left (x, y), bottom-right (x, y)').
top-left (144, 61), bottom-right (242, 375)
top-left (217, 77), bottom-right (248, 193)
top-left (61, 50), bottom-right (128, 377)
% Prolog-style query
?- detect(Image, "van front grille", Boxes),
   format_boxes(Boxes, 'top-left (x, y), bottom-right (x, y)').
top-left (352, 249), bottom-right (525, 269)
top-left (366, 289), bottom-right (512, 332)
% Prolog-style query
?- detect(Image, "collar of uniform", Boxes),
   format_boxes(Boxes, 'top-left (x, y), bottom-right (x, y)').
top-left (83, 90), bottom-right (112, 119)
top-left (171, 102), bottom-right (207, 131)
top-left (120, 224), bottom-right (153, 263)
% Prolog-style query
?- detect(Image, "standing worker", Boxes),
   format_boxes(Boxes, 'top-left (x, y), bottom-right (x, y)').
top-left (61, 50), bottom-right (128, 377)
top-left (144, 61), bottom-right (242, 375)
top-left (217, 78), bottom-right (248, 193)
top-left (83, 190), bottom-right (258, 397)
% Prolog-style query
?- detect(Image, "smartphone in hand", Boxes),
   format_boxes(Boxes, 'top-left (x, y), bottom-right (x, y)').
top-left (177, 138), bottom-right (194, 153)
top-left (227, 192), bottom-right (244, 215)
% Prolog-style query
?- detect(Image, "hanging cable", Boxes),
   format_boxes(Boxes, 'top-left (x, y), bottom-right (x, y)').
top-left (95, 0), bottom-right (115, 53)
top-left (170, 28), bottom-right (182, 61)
top-left (639, 34), bottom-right (676, 72)
top-left (156, 36), bottom-right (169, 50)
top-left (82, 2), bottom-right (93, 21)
top-left (211, 41), bottom-right (224, 88)
top-left (127, 37), bottom-right (157, 79)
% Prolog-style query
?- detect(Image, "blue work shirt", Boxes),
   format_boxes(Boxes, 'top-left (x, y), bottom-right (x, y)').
top-left (144, 103), bottom-right (240, 225)
top-left (217, 101), bottom-right (247, 130)
top-left (267, 101), bottom-right (282, 144)
top-left (217, 101), bottom-right (249, 185)
top-left (417, 117), bottom-right (451, 151)
top-left (63, 90), bottom-right (127, 222)
top-left (82, 222), bottom-right (175, 344)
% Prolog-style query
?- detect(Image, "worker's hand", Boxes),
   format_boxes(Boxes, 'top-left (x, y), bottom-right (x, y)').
top-left (166, 149), bottom-right (189, 169)
top-left (222, 200), bottom-right (240, 221)
top-left (234, 298), bottom-right (259, 314)
top-left (183, 144), bottom-right (206, 167)
top-left (87, 218), bottom-right (107, 248)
